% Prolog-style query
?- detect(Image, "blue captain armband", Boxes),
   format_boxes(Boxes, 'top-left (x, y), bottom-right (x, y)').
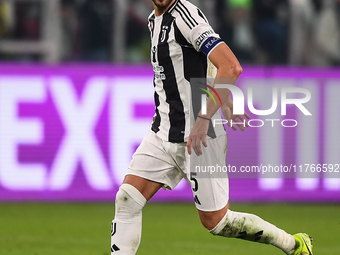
top-left (200, 37), bottom-right (223, 56)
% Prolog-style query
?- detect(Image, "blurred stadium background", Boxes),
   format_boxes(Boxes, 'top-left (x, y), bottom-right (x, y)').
top-left (0, 0), bottom-right (340, 254)
top-left (0, 0), bottom-right (340, 65)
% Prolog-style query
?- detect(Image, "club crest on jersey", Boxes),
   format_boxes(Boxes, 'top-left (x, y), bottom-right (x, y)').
top-left (161, 26), bottom-right (169, 42)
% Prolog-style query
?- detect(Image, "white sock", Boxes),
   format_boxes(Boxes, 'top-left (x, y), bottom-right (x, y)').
top-left (210, 210), bottom-right (296, 254)
top-left (111, 184), bottom-right (146, 255)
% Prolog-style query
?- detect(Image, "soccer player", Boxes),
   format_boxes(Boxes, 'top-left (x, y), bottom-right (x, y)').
top-left (110, 0), bottom-right (313, 255)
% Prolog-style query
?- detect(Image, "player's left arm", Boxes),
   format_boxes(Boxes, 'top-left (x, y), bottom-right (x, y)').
top-left (189, 43), bottom-right (248, 155)
top-left (206, 42), bottom-right (243, 117)
top-left (221, 95), bottom-right (250, 131)
top-left (209, 44), bottom-right (250, 130)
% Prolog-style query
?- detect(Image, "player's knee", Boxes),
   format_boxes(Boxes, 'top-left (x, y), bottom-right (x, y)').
top-left (199, 211), bottom-right (224, 231)
top-left (199, 205), bottom-right (230, 231)
top-left (114, 184), bottom-right (147, 220)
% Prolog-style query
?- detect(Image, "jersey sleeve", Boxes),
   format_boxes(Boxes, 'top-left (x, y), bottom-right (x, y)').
top-left (174, 5), bottom-right (223, 56)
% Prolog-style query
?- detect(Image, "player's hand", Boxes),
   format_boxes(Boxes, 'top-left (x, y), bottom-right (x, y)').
top-left (221, 97), bottom-right (250, 131)
top-left (187, 117), bottom-right (210, 156)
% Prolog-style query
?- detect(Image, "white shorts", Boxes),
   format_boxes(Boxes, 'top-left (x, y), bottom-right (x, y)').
top-left (127, 130), bottom-right (229, 212)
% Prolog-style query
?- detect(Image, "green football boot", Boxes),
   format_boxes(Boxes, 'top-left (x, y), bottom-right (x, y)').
top-left (292, 233), bottom-right (313, 255)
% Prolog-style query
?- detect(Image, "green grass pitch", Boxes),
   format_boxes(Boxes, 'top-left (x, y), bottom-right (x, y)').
top-left (0, 202), bottom-right (339, 255)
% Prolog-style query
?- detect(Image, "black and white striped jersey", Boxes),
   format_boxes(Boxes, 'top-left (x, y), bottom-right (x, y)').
top-left (148, 0), bottom-right (225, 143)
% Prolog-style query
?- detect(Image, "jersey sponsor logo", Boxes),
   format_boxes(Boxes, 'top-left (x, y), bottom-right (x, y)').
top-left (151, 46), bottom-right (157, 63)
top-left (155, 73), bottom-right (166, 81)
top-left (153, 64), bottom-right (166, 80)
top-left (195, 29), bottom-right (214, 48)
top-left (153, 65), bottom-right (164, 73)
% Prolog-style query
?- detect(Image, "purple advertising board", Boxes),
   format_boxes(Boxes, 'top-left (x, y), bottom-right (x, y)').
top-left (0, 64), bottom-right (339, 202)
